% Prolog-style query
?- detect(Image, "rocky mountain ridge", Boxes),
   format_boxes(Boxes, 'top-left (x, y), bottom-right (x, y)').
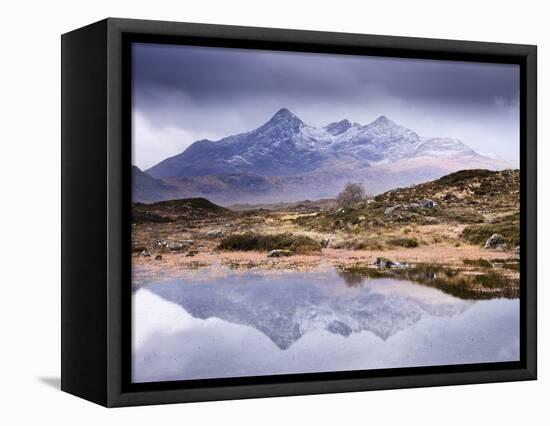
top-left (134, 109), bottom-right (514, 204)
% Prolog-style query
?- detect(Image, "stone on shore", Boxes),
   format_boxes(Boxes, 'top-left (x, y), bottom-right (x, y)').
top-left (374, 257), bottom-right (400, 268)
top-left (267, 249), bottom-right (293, 258)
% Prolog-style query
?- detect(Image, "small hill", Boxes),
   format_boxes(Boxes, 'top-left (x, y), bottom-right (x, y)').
top-left (132, 197), bottom-right (230, 223)
top-left (375, 169), bottom-right (519, 209)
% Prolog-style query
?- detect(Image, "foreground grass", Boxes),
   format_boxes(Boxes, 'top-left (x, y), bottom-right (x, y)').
top-left (218, 233), bottom-right (321, 254)
top-left (387, 237), bottom-right (419, 248)
top-left (461, 217), bottom-right (519, 247)
top-left (462, 258), bottom-right (493, 268)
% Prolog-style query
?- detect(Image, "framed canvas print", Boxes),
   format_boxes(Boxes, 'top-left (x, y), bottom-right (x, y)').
top-left (61, 18), bottom-right (537, 407)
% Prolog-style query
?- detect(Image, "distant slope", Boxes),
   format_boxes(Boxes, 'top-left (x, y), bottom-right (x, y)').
top-left (132, 166), bottom-right (178, 203)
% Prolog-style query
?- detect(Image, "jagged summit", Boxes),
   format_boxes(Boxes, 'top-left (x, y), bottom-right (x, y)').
top-left (271, 107), bottom-right (298, 120)
top-left (369, 115), bottom-right (393, 126)
top-left (364, 115), bottom-right (409, 134)
top-left (325, 119), bottom-right (352, 136)
top-left (264, 107), bottom-right (303, 127)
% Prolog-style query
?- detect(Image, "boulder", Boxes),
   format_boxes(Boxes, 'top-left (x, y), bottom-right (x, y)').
top-left (384, 204), bottom-right (407, 216)
top-left (139, 250), bottom-right (151, 257)
top-left (154, 255), bottom-right (163, 260)
top-left (418, 198), bottom-right (437, 209)
top-left (320, 239), bottom-right (330, 248)
top-left (167, 242), bottom-right (185, 251)
top-left (267, 249), bottom-right (293, 258)
top-left (374, 257), bottom-right (400, 268)
top-left (206, 230), bottom-right (224, 238)
top-left (484, 233), bottom-right (508, 250)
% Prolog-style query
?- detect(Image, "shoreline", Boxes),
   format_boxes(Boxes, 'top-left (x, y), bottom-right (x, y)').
top-left (132, 245), bottom-right (520, 286)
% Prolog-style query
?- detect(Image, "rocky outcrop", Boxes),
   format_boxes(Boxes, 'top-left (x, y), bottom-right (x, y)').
top-left (419, 198), bottom-right (437, 209)
top-left (484, 233), bottom-right (507, 250)
top-left (384, 204), bottom-right (408, 215)
top-left (384, 198), bottom-right (437, 216)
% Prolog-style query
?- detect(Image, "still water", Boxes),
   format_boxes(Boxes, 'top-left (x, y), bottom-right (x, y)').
top-left (132, 267), bottom-right (519, 383)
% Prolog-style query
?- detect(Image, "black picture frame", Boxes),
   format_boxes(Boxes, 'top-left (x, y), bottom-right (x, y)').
top-left (61, 17), bottom-right (537, 407)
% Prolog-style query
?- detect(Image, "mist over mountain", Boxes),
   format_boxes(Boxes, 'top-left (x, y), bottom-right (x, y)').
top-left (134, 109), bottom-right (513, 204)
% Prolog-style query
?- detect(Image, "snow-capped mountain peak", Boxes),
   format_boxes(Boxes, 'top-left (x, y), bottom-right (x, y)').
top-left (261, 108), bottom-right (304, 131)
top-left (146, 108), bottom-right (493, 181)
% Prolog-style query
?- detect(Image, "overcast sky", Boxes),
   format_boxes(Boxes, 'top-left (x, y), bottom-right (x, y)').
top-left (132, 42), bottom-right (520, 170)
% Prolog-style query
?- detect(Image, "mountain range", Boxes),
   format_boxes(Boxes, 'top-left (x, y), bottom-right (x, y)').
top-left (133, 108), bottom-right (513, 204)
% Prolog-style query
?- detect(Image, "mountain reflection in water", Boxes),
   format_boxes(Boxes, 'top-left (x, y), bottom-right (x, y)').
top-left (132, 267), bottom-right (519, 383)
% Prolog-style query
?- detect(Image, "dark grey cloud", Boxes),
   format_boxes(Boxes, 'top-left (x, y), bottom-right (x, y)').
top-left (131, 42), bottom-right (519, 169)
top-left (134, 43), bottom-right (517, 105)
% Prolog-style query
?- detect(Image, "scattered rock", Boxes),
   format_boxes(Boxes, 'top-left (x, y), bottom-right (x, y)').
top-left (408, 202), bottom-right (420, 209)
top-left (484, 233), bottom-right (508, 250)
top-left (267, 249), bottom-right (293, 258)
top-left (167, 242), bottom-right (185, 251)
top-left (374, 257), bottom-right (400, 268)
top-left (357, 215), bottom-right (366, 222)
top-left (182, 239), bottom-right (195, 246)
top-left (418, 198), bottom-right (437, 209)
top-left (139, 250), bottom-right (150, 257)
top-left (154, 255), bottom-right (163, 260)
top-left (206, 230), bottom-right (224, 238)
top-left (152, 239), bottom-right (168, 248)
top-left (384, 204), bottom-right (407, 215)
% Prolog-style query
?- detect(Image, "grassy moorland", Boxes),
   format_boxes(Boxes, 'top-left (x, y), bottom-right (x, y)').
top-left (132, 169), bottom-right (520, 293)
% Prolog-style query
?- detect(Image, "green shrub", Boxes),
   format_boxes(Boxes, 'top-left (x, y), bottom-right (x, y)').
top-left (436, 208), bottom-right (485, 224)
top-left (334, 238), bottom-right (384, 251)
top-left (218, 233), bottom-right (321, 254)
top-left (387, 237), bottom-right (419, 248)
top-left (461, 223), bottom-right (519, 246)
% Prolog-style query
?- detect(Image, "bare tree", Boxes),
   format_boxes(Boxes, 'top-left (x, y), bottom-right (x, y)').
top-left (336, 183), bottom-right (365, 207)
